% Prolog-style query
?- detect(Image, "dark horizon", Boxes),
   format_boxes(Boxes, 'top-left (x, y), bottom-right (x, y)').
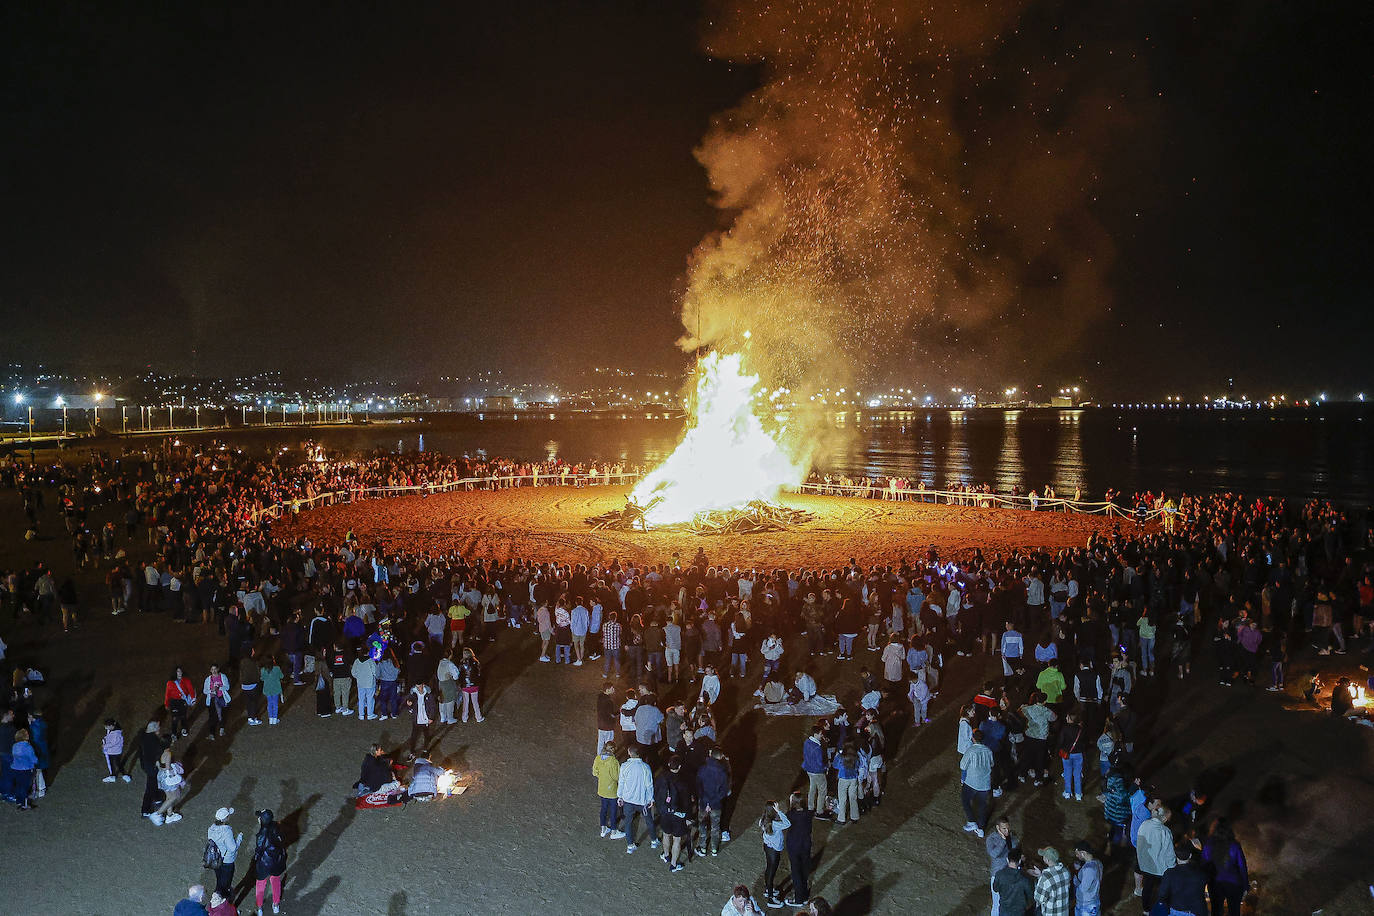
top-left (1, 2), bottom-right (1368, 398)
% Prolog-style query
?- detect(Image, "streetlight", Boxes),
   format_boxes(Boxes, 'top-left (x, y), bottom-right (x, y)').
top-left (194, 405), bottom-right (200, 428)
top-left (56, 396), bottom-right (67, 435)
top-left (168, 404), bottom-right (174, 429)
top-left (93, 391), bottom-right (104, 426)
top-left (121, 405), bottom-right (128, 433)
top-left (15, 394), bottom-right (33, 452)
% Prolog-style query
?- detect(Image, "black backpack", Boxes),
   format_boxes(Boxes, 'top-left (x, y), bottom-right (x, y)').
top-left (203, 838), bottom-right (223, 870)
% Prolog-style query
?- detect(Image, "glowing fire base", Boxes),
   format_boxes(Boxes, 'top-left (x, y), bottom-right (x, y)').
top-left (588, 498), bottom-right (813, 535)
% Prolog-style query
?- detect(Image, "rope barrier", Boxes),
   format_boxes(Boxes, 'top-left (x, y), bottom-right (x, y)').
top-left (246, 467), bottom-right (1178, 527)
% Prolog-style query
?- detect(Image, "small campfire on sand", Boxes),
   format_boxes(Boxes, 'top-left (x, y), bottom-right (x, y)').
top-left (587, 497), bottom-right (813, 535)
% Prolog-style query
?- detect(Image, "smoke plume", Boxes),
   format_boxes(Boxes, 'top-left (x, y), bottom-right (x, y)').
top-left (682, 0), bottom-right (1140, 391)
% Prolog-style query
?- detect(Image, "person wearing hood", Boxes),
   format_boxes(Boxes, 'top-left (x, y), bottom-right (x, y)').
top-left (251, 808), bottom-right (287, 916)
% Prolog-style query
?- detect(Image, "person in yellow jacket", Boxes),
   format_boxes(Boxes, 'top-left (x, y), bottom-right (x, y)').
top-left (593, 742), bottom-right (622, 838)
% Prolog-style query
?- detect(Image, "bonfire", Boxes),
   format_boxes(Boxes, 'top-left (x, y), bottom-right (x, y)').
top-left (624, 351), bottom-right (809, 528)
top-left (587, 498), bottom-right (813, 536)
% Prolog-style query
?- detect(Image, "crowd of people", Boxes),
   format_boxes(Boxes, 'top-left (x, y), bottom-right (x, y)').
top-left (1, 441), bottom-right (1372, 915)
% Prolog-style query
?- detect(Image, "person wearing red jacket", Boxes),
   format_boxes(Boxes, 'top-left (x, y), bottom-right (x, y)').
top-left (164, 667), bottom-right (198, 738)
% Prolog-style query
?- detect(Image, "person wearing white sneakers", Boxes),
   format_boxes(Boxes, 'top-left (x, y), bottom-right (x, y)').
top-left (571, 600), bottom-right (590, 666)
top-left (260, 656), bottom-right (285, 726)
top-left (959, 729), bottom-right (994, 838)
top-left (240, 651), bottom-right (263, 727)
top-left (458, 646), bottom-right (485, 723)
top-left (100, 718), bottom-right (131, 783)
top-left (351, 650), bottom-right (378, 721)
top-left (616, 744), bottom-right (654, 853)
top-left (593, 741), bottom-right (620, 837)
top-left (151, 748), bottom-right (186, 825)
top-left (207, 806), bottom-right (243, 899)
top-left (436, 650), bottom-right (460, 724)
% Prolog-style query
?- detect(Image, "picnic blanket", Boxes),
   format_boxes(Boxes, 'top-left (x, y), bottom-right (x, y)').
top-left (761, 694), bottom-right (841, 717)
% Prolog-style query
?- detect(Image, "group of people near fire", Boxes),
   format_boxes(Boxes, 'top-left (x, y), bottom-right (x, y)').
top-left (0, 440), bottom-right (1371, 916)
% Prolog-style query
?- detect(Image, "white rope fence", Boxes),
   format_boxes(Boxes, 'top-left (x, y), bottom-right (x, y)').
top-left (246, 467), bottom-right (1178, 526)
top-left (249, 470), bottom-right (645, 523)
top-left (787, 481), bottom-right (1180, 521)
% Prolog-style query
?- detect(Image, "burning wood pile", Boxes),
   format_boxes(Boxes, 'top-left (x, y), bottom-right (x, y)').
top-left (587, 498), bottom-right (813, 535)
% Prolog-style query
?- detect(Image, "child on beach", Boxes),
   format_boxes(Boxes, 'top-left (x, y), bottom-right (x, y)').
top-left (101, 719), bottom-right (131, 783)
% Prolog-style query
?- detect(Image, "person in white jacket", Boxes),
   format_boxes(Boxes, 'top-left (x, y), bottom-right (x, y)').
top-left (1136, 800), bottom-right (1178, 908)
top-left (203, 665), bottom-right (231, 740)
top-left (756, 634), bottom-right (784, 697)
top-left (351, 653), bottom-right (379, 721)
top-left (616, 745), bottom-right (655, 853)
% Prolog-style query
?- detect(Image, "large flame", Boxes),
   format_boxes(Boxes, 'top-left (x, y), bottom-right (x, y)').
top-left (630, 351), bottom-right (807, 526)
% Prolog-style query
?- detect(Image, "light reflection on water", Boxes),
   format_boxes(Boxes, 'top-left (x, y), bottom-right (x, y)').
top-left (250, 407), bottom-right (1371, 502)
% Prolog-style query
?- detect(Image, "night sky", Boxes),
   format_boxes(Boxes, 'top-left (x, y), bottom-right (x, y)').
top-left (1, 1), bottom-right (1367, 397)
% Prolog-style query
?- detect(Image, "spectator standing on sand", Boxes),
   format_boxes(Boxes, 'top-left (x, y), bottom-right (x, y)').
top-left (165, 667), bottom-right (197, 738)
top-left (352, 650), bottom-right (378, 721)
top-left (239, 650), bottom-right (262, 727)
top-left (1032, 847), bottom-right (1071, 916)
top-left (101, 718), bottom-right (131, 783)
top-left (140, 720), bottom-right (168, 816)
top-left (802, 725), bottom-right (828, 815)
top-left (436, 650), bottom-right (459, 724)
top-left (207, 806), bottom-right (243, 898)
top-left (151, 748), bottom-right (186, 825)
top-left (328, 643), bottom-right (353, 715)
top-left (1136, 799), bottom-right (1177, 913)
top-left (252, 808), bottom-right (288, 916)
top-left (458, 646), bottom-right (485, 723)
top-left (758, 799), bottom-right (791, 906)
top-left (537, 601), bottom-right (554, 662)
top-left (697, 747), bottom-right (731, 857)
top-left (203, 665), bottom-right (230, 740)
top-left (986, 817), bottom-right (1017, 915)
top-left (1156, 843), bottom-right (1209, 916)
top-left (601, 611), bottom-right (622, 678)
top-left (1072, 841), bottom-right (1102, 916)
top-left (594, 741), bottom-right (621, 837)
top-left (571, 599), bottom-right (590, 666)
top-left (1201, 819), bottom-right (1249, 916)
top-left (992, 852), bottom-right (1035, 916)
top-left (595, 682), bottom-right (618, 756)
top-left (405, 682), bottom-right (438, 752)
top-left (784, 791), bottom-right (814, 906)
top-left (617, 744), bottom-right (655, 853)
top-left (554, 601), bottom-right (575, 665)
top-left (960, 729), bottom-right (994, 838)
top-left (260, 656), bottom-right (284, 726)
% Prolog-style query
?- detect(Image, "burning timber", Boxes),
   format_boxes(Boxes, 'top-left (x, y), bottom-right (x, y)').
top-left (587, 498), bottom-right (814, 535)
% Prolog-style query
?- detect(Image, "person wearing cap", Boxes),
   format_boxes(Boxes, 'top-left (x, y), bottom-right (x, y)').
top-left (252, 808), bottom-right (287, 916)
top-left (206, 890), bottom-right (237, 916)
top-left (1032, 846), bottom-right (1072, 916)
top-left (1072, 842), bottom-right (1102, 916)
top-left (207, 807), bottom-right (243, 899)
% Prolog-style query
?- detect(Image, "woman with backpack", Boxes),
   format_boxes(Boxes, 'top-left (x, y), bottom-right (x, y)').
top-left (252, 808), bottom-right (287, 916)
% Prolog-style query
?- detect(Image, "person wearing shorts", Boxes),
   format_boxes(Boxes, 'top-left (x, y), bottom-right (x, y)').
top-left (536, 602), bottom-right (553, 662)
